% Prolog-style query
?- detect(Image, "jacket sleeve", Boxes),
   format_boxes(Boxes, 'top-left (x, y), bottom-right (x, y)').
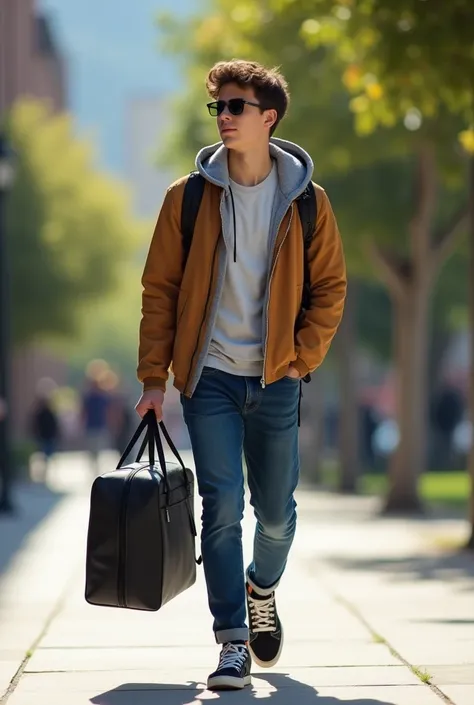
top-left (137, 185), bottom-right (183, 392)
top-left (292, 186), bottom-right (347, 378)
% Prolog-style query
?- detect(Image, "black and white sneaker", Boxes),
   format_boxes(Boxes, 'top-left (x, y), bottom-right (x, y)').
top-left (246, 584), bottom-right (283, 668)
top-left (207, 643), bottom-right (252, 691)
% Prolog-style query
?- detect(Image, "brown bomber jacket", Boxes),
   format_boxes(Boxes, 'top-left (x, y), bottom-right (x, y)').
top-left (138, 173), bottom-right (346, 397)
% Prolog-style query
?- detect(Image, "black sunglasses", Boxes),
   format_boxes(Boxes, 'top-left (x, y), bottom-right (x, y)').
top-left (207, 98), bottom-right (262, 117)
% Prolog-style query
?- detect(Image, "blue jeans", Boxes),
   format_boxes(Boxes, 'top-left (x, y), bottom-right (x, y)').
top-left (181, 368), bottom-right (300, 644)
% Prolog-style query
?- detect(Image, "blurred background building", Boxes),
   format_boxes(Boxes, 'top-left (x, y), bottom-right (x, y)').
top-left (0, 0), bottom-right (191, 444)
top-left (1, 0), bottom-right (67, 439)
top-left (125, 95), bottom-right (175, 219)
top-left (0, 0), bottom-right (66, 115)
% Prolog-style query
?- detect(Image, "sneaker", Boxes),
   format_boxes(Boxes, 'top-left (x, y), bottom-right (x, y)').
top-left (207, 643), bottom-right (252, 691)
top-left (246, 584), bottom-right (283, 668)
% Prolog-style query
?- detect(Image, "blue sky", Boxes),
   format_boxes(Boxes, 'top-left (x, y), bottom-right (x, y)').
top-left (39, 0), bottom-right (193, 174)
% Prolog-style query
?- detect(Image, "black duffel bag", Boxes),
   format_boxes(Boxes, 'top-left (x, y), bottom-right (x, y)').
top-left (85, 409), bottom-right (201, 611)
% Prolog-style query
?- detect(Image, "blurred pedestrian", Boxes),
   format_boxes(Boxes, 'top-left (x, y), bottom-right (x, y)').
top-left (29, 393), bottom-right (60, 480)
top-left (360, 403), bottom-right (378, 469)
top-left (431, 383), bottom-right (465, 469)
top-left (109, 391), bottom-right (133, 456)
top-left (80, 376), bottom-right (112, 476)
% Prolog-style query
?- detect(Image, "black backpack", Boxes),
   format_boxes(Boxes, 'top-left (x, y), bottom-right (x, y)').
top-left (180, 171), bottom-right (317, 382)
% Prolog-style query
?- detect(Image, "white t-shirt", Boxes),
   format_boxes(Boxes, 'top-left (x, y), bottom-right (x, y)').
top-left (206, 161), bottom-right (278, 376)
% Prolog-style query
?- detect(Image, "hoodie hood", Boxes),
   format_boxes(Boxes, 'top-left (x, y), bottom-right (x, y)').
top-left (195, 137), bottom-right (314, 202)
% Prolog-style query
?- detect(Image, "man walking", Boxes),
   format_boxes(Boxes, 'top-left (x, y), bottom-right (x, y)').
top-left (136, 59), bottom-right (346, 691)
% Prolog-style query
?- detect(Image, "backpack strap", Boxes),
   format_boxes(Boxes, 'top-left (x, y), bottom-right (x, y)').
top-left (181, 171), bottom-right (206, 267)
top-left (296, 181), bottom-right (317, 384)
top-left (296, 181), bottom-right (317, 311)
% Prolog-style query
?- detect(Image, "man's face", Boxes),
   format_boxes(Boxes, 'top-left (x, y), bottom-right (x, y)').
top-left (214, 82), bottom-right (276, 152)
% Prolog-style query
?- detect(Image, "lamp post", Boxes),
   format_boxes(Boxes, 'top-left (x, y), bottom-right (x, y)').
top-left (0, 133), bottom-right (16, 514)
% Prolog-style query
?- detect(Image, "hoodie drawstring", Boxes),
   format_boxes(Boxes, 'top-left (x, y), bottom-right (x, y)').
top-left (229, 186), bottom-right (237, 263)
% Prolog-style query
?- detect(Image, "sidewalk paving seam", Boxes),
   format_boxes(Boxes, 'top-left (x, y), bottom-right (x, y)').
top-left (330, 589), bottom-right (457, 705)
top-left (0, 565), bottom-right (81, 705)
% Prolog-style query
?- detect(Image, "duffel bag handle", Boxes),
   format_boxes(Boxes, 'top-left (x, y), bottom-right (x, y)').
top-left (145, 413), bottom-right (171, 495)
top-left (116, 412), bottom-right (171, 494)
top-left (116, 413), bottom-right (149, 468)
top-left (138, 412), bottom-right (188, 474)
top-left (116, 411), bottom-right (190, 492)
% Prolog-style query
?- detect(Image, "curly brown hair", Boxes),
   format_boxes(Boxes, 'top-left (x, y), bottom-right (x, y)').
top-left (206, 59), bottom-right (290, 136)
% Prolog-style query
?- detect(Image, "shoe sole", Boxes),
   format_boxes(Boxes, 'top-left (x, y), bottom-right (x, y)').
top-left (207, 674), bottom-right (252, 691)
top-left (249, 624), bottom-right (284, 669)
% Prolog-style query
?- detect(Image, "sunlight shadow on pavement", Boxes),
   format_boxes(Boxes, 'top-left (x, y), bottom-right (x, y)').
top-left (91, 673), bottom-right (398, 705)
top-left (0, 481), bottom-right (64, 578)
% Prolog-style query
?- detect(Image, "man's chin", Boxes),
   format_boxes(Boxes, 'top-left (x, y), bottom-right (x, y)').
top-left (220, 132), bottom-right (239, 144)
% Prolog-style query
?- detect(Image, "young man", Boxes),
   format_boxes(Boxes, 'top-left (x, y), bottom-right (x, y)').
top-left (135, 60), bottom-right (346, 690)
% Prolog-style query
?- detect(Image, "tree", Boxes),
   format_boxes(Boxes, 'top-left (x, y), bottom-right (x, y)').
top-left (67, 257), bottom-right (148, 388)
top-left (5, 100), bottom-right (137, 347)
top-left (289, 0), bottom-right (474, 516)
top-left (276, 0), bottom-right (472, 511)
top-left (156, 1), bottom-right (468, 509)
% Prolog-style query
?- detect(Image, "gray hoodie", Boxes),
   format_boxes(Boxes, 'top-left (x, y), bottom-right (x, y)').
top-left (191, 137), bottom-right (314, 384)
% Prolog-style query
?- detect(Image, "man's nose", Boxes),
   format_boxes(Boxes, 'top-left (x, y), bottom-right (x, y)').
top-left (218, 115), bottom-right (232, 129)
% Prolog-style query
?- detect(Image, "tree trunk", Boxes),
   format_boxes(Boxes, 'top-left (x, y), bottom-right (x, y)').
top-left (384, 282), bottom-right (430, 513)
top-left (466, 156), bottom-right (474, 550)
top-left (336, 279), bottom-right (360, 493)
top-left (369, 145), bottom-right (467, 515)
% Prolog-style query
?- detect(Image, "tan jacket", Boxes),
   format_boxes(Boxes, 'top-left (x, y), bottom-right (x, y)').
top-left (138, 173), bottom-right (346, 397)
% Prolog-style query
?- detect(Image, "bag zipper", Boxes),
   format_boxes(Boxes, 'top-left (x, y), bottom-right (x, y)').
top-left (118, 467), bottom-right (142, 607)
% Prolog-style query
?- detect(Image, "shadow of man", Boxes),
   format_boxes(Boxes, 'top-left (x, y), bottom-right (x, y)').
top-left (254, 673), bottom-right (397, 705)
top-left (91, 673), bottom-right (397, 705)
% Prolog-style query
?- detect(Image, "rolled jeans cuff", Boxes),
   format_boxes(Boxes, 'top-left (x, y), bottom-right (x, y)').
top-left (246, 568), bottom-right (281, 597)
top-left (215, 628), bottom-right (249, 645)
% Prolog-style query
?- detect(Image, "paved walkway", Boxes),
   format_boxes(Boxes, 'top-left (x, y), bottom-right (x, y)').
top-left (0, 452), bottom-right (473, 704)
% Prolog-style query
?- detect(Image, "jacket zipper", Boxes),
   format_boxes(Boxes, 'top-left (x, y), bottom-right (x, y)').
top-left (261, 205), bottom-right (294, 388)
top-left (183, 233), bottom-right (220, 398)
top-left (118, 467), bottom-right (142, 607)
top-left (184, 190), bottom-right (228, 398)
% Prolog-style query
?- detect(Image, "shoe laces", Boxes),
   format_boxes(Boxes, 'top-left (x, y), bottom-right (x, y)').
top-left (219, 643), bottom-right (248, 670)
top-left (248, 592), bottom-right (276, 633)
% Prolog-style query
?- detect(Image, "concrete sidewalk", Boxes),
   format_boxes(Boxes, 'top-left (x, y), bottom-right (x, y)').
top-left (1, 453), bottom-right (473, 704)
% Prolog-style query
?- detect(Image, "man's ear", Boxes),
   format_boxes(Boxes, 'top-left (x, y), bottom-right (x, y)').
top-left (264, 109), bottom-right (277, 131)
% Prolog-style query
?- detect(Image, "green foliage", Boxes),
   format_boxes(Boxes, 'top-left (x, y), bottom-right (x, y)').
top-left (291, 0), bottom-right (474, 140)
top-left (66, 258), bottom-right (146, 389)
top-left (434, 246), bottom-right (469, 327)
top-left (5, 100), bottom-right (138, 347)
